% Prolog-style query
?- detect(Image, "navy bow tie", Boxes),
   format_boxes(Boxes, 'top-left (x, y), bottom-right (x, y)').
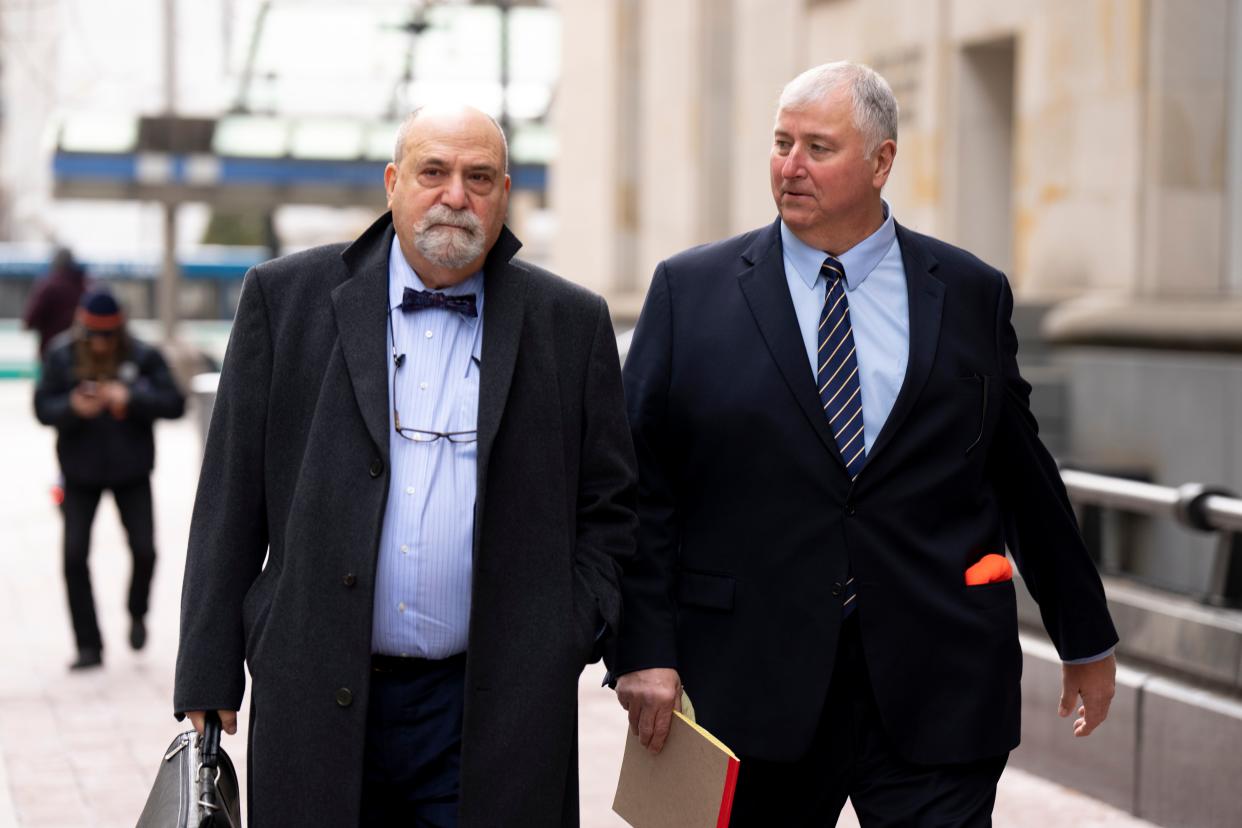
top-left (400, 287), bottom-right (478, 318)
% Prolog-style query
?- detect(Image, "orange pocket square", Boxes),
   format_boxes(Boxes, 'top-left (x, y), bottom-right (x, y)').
top-left (965, 554), bottom-right (1012, 586)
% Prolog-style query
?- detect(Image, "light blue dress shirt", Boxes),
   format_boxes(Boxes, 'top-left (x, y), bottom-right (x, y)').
top-left (372, 236), bottom-right (483, 658)
top-left (779, 205), bottom-right (1113, 665)
top-left (781, 202), bottom-right (907, 454)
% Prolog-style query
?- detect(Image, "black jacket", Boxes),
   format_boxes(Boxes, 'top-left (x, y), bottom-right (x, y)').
top-left (614, 219), bottom-right (1118, 765)
top-left (34, 335), bottom-right (185, 487)
top-left (174, 214), bottom-right (636, 827)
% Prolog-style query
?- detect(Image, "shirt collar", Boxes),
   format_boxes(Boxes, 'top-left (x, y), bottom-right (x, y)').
top-left (780, 199), bottom-right (897, 291)
top-left (387, 235), bottom-right (484, 311)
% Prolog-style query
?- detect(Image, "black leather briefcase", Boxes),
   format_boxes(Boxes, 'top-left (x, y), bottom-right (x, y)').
top-left (136, 712), bottom-right (241, 827)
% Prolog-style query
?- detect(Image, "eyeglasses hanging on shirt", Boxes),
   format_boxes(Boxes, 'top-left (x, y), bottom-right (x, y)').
top-left (387, 292), bottom-right (479, 445)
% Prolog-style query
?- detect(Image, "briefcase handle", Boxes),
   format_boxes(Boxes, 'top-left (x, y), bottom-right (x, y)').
top-left (200, 710), bottom-right (223, 770)
top-left (196, 711), bottom-right (235, 827)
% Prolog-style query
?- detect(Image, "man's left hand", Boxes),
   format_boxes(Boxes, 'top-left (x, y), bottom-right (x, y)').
top-left (1059, 654), bottom-right (1116, 737)
top-left (100, 381), bottom-right (130, 418)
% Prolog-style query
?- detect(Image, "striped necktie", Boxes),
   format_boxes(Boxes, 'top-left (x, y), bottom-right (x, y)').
top-left (817, 255), bottom-right (866, 478)
top-left (817, 254), bottom-right (863, 618)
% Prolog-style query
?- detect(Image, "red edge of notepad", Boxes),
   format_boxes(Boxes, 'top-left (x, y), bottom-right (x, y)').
top-left (715, 756), bottom-right (740, 828)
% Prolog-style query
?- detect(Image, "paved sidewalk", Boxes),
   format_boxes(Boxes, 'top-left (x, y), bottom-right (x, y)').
top-left (0, 377), bottom-right (1157, 827)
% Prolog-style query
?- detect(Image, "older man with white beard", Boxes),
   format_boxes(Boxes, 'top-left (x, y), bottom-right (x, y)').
top-left (175, 105), bottom-right (638, 827)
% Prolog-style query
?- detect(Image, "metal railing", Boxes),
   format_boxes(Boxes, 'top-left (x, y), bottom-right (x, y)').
top-left (1060, 469), bottom-right (1242, 606)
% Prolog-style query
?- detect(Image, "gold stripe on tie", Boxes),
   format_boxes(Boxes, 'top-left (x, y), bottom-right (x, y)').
top-left (837, 403), bottom-right (863, 435)
top-left (821, 311), bottom-right (848, 348)
top-left (817, 292), bottom-right (846, 331)
top-left (840, 424), bottom-right (865, 453)
top-left (819, 346), bottom-right (856, 393)
top-left (827, 381), bottom-right (861, 421)
top-left (846, 444), bottom-right (866, 468)
top-left (818, 334), bottom-right (850, 375)
top-left (823, 367), bottom-right (860, 412)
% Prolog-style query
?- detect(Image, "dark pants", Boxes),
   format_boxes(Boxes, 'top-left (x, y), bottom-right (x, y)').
top-left (730, 614), bottom-right (1008, 827)
top-left (361, 653), bottom-right (467, 828)
top-left (62, 479), bottom-right (156, 652)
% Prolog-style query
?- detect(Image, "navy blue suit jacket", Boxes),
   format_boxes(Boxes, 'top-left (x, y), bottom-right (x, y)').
top-left (614, 219), bottom-right (1118, 765)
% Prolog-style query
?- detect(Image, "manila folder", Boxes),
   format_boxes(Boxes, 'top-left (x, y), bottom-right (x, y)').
top-left (612, 711), bottom-right (740, 828)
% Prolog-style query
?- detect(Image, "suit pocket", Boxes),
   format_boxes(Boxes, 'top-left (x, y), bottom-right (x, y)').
top-left (962, 578), bottom-right (1016, 609)
top-left (572, 571), bottom-right (604, 664)
top-left (678, 570), bottom-right (736, 611)
top-left (959, 373), bottom-right (994, 455)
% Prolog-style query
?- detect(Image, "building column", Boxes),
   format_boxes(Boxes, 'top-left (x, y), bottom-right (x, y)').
top-left (1138, 0), bottom-right (1231, 298)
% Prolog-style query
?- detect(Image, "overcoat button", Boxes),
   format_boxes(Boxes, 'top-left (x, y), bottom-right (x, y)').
top-left (831, 582), bottom-right (844, 597)
top-left (336, 688), bottom-right (353, 707)
top-left (343, 573), bottom-right (356, 587)
top-left (369, 458), bottom-right (384, 478)
top-left (845, 503), bottom-right (856, 516)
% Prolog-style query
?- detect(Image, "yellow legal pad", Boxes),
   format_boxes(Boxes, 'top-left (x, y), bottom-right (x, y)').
top-left (612, 710), bottom-right (740, 828)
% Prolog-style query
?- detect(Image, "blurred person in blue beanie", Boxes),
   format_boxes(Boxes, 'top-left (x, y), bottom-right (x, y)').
top-left (34, 288), bottom-right (185, 670)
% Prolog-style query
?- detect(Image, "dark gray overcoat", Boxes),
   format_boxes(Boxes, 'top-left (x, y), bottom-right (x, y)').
top-left (174, 213), bottom-right (637, 827)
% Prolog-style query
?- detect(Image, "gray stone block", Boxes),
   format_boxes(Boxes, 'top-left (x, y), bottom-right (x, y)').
top-left (1136, 677), bottom-right (1242, 828)
top-left (1108, 592), bottom-right (1242, 687)
top-left (1010, 635), bottom-right (1143, 814)
top-left (1017, 575), bottom-right (1242, 691)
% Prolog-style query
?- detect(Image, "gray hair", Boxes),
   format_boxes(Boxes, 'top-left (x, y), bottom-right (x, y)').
top-left (392, 106), bottom-right (510, 172)
top-left (778, 61), bottom-right (899, 159)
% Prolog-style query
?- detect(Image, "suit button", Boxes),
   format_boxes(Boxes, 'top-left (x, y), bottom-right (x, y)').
top-left (335, 688), bottom-right (353, 707)
top-left (831, 582), bottom-right (844, 597)
top-left (845, 503), bottom-right (856, 516)
top-left (342, 573), bottom-right (356, 587)
top-left (369, 458), bottom-right (384, 478)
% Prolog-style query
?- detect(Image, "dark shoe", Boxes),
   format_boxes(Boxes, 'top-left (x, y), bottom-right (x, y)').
top-left (70, 649), bottom-right (102, 671)
top-left (129, 617), bottom-right (147, 651)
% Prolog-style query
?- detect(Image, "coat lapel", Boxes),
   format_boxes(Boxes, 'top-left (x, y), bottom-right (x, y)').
top-left (864, 223), bottom-right (945, 466)
top-left (332, 214), bottom-right (395, 460)
top-left (737, 220), bottom-right (846, 469)
top-left (473, 226), bottom-right (526, 549)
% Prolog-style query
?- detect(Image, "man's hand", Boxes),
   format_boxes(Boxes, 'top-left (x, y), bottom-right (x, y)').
top-left (186, 709), bottom-right (238, 737)
top-left (69, 384), bottom-right (105, 418)
top-left (99, 380), bottom-right (130, 418)
top-left (1059, 654), bottom-right (1116, 737)
top-left (615, 668), bottom-right (681, 754)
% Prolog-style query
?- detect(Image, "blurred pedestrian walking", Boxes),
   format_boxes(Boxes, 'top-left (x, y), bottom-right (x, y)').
top-left (34, 288), bottom-right (185, 670)
top-left (22, 247), bottom-right (89, 361)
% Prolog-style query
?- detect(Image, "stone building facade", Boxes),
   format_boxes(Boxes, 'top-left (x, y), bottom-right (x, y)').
top-left (551, 0), bottom-right (1242, 597)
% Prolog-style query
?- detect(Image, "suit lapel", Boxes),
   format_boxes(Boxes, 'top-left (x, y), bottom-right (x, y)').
top-left (332, 215), bottom-right (395, 460)
top-left (865, 223), bottom-right (945, 466)
top-left (474, 226), bottom-right (526, 549)
top-left (737, 220), bottom-right (845, 469)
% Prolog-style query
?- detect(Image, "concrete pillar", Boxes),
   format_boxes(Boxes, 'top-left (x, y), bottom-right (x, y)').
top-left (549, 0), bottom-right (634, 304)
top-left (634, 0), bottom-right (703, 282)
top-left (1227, 0), bottom-right (1242, 295)
top-left (729, 0), bottom-right (802, 234)
top-left (1138, 0), bottom-right (1231, 298)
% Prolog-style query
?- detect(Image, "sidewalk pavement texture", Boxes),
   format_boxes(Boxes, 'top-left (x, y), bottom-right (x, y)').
top-left (0, 374), bottom-right (1158, 827)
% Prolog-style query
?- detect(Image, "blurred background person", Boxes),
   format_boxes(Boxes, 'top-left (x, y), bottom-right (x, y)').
top-left (22, 247), bottom-right (89, 362)
top-left (33, 288), bottom-right (185, 670)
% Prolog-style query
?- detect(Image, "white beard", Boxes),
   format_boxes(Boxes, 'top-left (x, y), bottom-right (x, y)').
top-left (414, 206), bottom-right (486, 270)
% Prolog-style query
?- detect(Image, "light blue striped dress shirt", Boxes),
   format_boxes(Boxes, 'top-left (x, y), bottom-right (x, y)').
top-left (781, 202), bottom-right (907, 453)
top-left (780, 206), bottom-right (1113, 665)
top-left (372, 236), bottom-right (483, 658)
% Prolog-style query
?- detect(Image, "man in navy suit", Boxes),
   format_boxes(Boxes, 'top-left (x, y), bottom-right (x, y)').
top-left (612, 62), bottom-right (1118, 825)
